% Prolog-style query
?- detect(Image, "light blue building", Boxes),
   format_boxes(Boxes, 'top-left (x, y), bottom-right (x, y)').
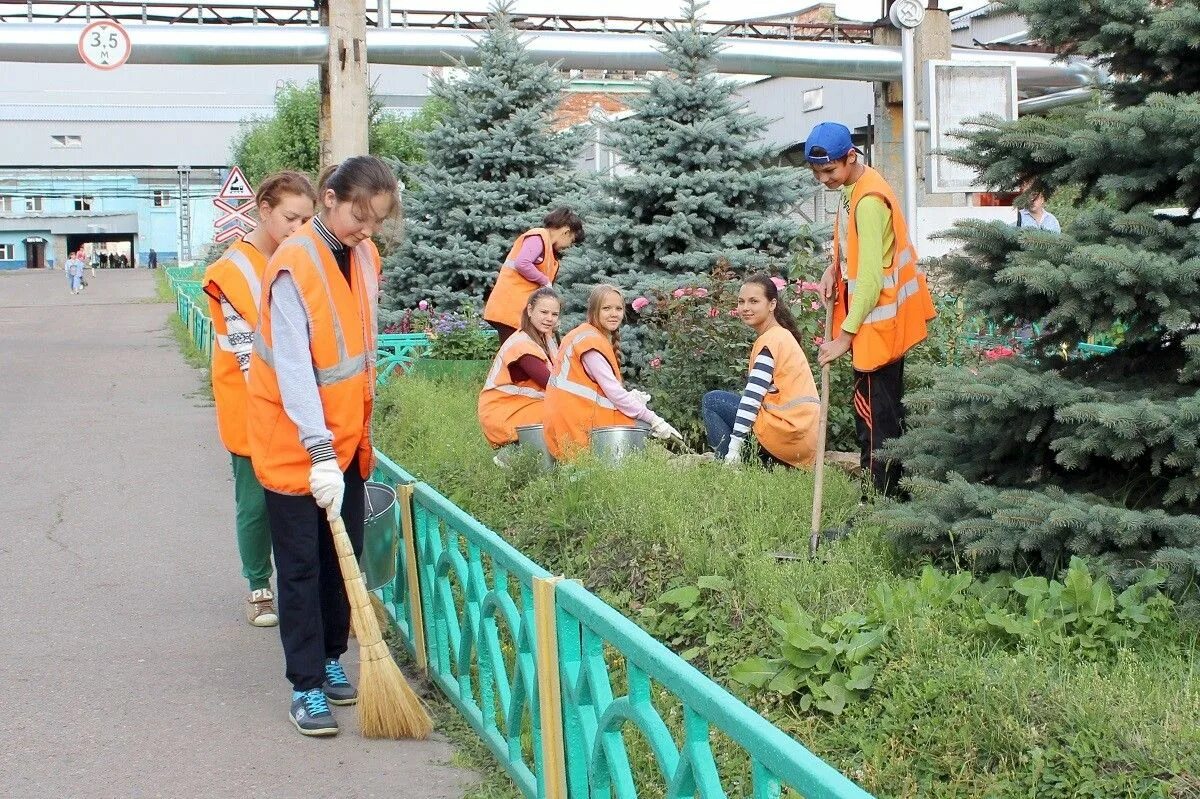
top-left (0, 61), bottom-right (431, 270)
top-left (0, 171), bottom-right (222, 269)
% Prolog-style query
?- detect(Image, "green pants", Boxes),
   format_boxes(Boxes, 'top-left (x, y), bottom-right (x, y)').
top-left (231, 454), bottom-right (273, 591)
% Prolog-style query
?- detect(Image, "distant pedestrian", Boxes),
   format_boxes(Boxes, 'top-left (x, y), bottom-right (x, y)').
top-left (1015, 190), bottom-right (1061, 232)
top-left (148, 249), bottom-right (158, 269)
top-left (66, 250), bottom-right (85, 294)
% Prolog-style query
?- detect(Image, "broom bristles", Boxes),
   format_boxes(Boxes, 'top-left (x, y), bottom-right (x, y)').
top-left (330, 515), bottom-right (433, 740)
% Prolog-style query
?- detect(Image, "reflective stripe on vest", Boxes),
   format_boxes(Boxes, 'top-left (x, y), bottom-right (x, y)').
top-left (845, 247), bottom-right (914, 294)
top-left (252, 236), bottom-right (372, 387)
top-left (224, 246), bottom-right (262, 305)
top-left (861, 275), bottom-right (924, 324)
top-left (548, 332), bottom-right (617, 410)
top-left (764, 395), bottom-right (820, 412)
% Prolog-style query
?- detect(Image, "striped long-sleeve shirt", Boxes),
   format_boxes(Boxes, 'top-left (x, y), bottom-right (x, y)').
top-left (728, 347), bottom-right (775, 447)
top-left (217, 293), bottom-right (255, 380)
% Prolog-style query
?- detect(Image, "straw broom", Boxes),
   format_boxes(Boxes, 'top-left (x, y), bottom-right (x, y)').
top-left (330, 514), bottom-right (433, 739)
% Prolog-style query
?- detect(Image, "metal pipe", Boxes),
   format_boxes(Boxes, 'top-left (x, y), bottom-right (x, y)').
top-left (377, 0), bottom-right (390, 30)
top-left (901, 27), bottom-right (918, 241)
top-left (1018, 86), bottom-right (1097, 114)
top-left (0, 24), bottom-right (1103, 97)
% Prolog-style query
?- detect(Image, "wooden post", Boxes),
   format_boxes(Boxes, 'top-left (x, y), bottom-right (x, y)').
top-left (319, 0), bottom-right (369, 170)
top-left (533, 576), bottom-right (568, 799)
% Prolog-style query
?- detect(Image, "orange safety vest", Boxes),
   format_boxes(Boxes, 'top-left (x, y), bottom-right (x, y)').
top-left (247, 221), bottom-right (380, 495)
top-left (750, 326), bottom-right (820, 467)
top-left (542, 323), bottom-right (635, 460)
top-left (202, 239), bottom-right (266, 457)
top-left (831, 166), bottom-right (937, 372)
top-left (483, 228), bottom-right (559, 330)
top-left (477, 331), bottom-right (558, 448)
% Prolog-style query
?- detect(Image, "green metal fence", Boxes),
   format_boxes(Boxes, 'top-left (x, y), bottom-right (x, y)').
top-left (170, 275), bottom-right (875, 799)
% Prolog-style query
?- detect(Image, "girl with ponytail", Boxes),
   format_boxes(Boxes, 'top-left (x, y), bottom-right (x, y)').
top-left (700, 274), bottom-right (820, 468)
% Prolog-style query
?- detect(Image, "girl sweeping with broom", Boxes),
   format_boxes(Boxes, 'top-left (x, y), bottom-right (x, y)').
top-left (247, 155), bottom-right (428, 739)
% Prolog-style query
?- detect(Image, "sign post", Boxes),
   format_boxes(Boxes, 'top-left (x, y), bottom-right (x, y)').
top-left (890, 0), bottom-right (925, 241)
top-left (78, 21), bottom-right (131, 70)
top-left (213, 167), bottom-right (258, 244)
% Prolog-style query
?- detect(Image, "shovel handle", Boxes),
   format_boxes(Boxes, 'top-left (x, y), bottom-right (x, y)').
top-left (810, 298), bottom-right (835, 557)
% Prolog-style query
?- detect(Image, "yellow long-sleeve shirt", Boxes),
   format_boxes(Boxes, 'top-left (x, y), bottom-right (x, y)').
top-left (838, 184), bottom-right (894, 334)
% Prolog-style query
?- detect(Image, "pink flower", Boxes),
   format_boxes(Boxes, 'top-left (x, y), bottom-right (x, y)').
top-left (694, 287), bottom-right (709, 298)
top-left (729, 309), bottom-right (740, 317)
top-left (650, 357), bottom-right (662, 368)
top-left (631, 297), bottom-right (650, 312)
top-left (811, 301), bottom-right (821, 311)
top-left (813, 336), bottom-right (825, 346)
top-left (770, 277), bottom-right (787, 291)
top-left (418, 300), bottom-right (429, 311)
top-left (801, 281), bottom-right (822, 293)
top-left (673, 288), bottom-right (688, 298)
top-left (708, 307), bottom-right (720, 318)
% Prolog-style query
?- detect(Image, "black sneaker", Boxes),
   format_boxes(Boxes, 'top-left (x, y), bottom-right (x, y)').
top-left (322, 659), bottom-right (358, 706)
top-left (290, 689), bottom-right (338, 737)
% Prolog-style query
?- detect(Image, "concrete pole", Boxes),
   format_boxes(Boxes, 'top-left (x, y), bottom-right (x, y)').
top-left (318, 0), bottom-right (369, 170)
top-left (900, 25), bottom-right (918, 240)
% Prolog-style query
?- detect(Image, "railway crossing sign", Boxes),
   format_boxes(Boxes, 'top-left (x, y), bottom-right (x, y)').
top-left (78, 21), bottom-right (131, 71)
top-left (213, 166), bottom-right (257, 243)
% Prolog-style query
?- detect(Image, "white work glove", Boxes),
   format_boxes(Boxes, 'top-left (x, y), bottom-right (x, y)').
top-left (630, 389), bottom-right (653, 405)
top-left (309, 459), bottom-right (345, 521)
top-left (724, 437), bottom-right (744, 465)
top-left (650, 417), bottom-right (682, 441)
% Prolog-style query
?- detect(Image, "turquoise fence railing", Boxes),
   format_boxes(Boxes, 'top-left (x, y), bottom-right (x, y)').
top-left (370, 452), bottom-right (424, 660)
top-left (554, 580), bottom-right (872, 799)
top-left (376, 332), bottom-right (432, 387)
top-left (411, 481), bottom-right (553, 799)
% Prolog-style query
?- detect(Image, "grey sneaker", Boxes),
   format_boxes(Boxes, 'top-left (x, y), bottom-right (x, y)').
top-left (322, 659), bottom-right (358, 706)
top-left (290, 689), bottom-right (338, 737)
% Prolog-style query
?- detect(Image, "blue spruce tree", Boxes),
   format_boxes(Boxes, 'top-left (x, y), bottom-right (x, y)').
top-left (881, 0), bottom-right (1200, 606)
top-left (557, 0), bottom-right (820, 366)
top-left (381, 3), bottom-right (584, 319)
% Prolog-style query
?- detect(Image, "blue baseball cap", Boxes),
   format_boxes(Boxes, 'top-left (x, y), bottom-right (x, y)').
top-left (804, 122), bottom-right (856, 164)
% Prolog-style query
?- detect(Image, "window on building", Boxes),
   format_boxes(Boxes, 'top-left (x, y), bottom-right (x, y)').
top-left (0, 196), bottom-right (11, 213)
top-left (802, 88), bottom-right (825, 113)
top-left (51, 135), bottom-right (82, 148)
top-left (25, 196), bottom-right (43, 213)
top-left (153, 190), bottom-right (171, 207)
top-left (0, 244), bottom-right (13, 260)
top-left (74, 196), bottom-right (94, 212)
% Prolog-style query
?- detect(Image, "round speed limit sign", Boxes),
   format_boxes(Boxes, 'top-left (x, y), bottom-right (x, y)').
top-left (78, 21), bottom-right (132, 71)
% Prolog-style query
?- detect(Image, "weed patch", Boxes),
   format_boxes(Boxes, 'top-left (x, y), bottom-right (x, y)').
top-left (375, 375), bottom-right (1200, 798)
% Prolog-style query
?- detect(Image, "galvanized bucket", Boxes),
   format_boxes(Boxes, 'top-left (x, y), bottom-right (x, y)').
top-left (516, 423), bottom-right (556, 470)
top-left (361, 481), bottom-right (399, 591)
top-left (590, 425), bottom-right (648, 463)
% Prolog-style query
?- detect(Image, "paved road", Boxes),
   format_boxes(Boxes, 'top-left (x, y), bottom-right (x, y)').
top-left (0, 270), bottom-right (470, 799)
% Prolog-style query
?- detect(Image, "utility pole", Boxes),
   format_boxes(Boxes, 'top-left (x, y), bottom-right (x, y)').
top-left (318, 0), bottom-right (369, 170)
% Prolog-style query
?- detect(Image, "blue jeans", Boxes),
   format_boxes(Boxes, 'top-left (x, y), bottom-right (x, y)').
top-left (701, 390), bottom-right (740, 458)
top-left (701, 389), bottom-right (790, 468)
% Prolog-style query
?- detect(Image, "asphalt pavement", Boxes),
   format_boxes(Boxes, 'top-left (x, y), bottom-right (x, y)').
top-left (0, 268), bottom-right (470, 799)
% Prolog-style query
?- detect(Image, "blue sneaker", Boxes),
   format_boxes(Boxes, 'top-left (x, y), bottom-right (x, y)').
top-left (290, 688), bottom-right (338, 737)
top-left (322, 659), bottom-right (358, 706)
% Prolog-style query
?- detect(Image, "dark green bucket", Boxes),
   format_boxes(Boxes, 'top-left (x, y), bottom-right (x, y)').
top-left (362, 481), bottom-right (399, 591)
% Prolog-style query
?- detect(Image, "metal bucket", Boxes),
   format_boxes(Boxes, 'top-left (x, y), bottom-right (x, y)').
top-left (516, 423), bottom-right (556, 470)
top-left (361, 481), bottom-right (399, 591)
top-left (590, 425), bottom-right (648, 463)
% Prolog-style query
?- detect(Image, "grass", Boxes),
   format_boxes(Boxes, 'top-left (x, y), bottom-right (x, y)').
top-left (374, 373), bottom-right (1200, 799)
top-left (167, 313), bottom-right (213, 401)
top-left (153, 268), bottom-right (174, 302)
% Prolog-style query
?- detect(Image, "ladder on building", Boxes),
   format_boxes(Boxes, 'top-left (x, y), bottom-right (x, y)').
top-left (176, 166), bottom-right (192, 263)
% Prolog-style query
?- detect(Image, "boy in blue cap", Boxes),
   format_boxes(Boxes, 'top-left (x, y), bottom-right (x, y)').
top-left (806, 122), bottom-right (936, 498)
